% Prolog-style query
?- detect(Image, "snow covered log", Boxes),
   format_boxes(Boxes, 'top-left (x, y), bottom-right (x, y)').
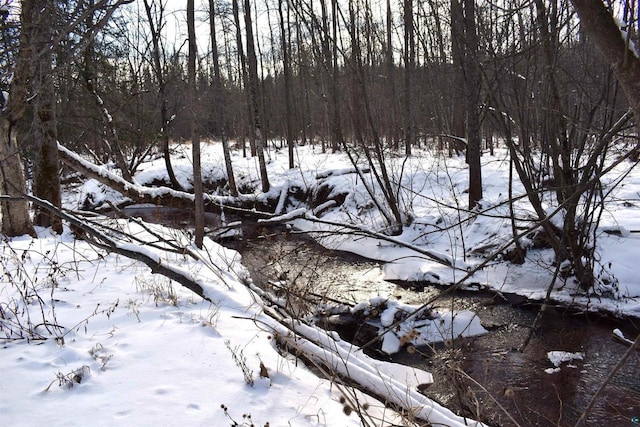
top-left (266, 314), bottom-right (484, 427)
top-left (25, 195), bottom-right (215, 303)
top-left (57, 143), bottom-right (274, 216)
top-left (249, 282), bottom-right (485, 426)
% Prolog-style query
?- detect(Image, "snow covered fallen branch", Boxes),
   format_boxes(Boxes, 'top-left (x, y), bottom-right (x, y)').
top-left (57, 143), bottom-right (273, 217)
top-left (267, 316), bottom-right (483, 426)
top-left (257, 207), bottom-right (307, 224)
top-left (613, 328), bottom-right (637, 347)
top-left (23, 195), bottom-right (215, 303)
top-left (248, 285), bottom-right (485, 426)
top-left (259, 210), bottom-right (467, 270)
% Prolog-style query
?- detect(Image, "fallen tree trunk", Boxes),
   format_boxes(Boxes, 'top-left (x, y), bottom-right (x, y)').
top-left (57, 143), bottom-right (273, 217)
top-left (250, 284), bottom-right (483, 427)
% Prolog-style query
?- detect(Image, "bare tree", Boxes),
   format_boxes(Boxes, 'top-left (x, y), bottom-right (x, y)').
top-left (279, 0), bottom-right (295, 169)
top-left (330, 0), bottom-right (343, 151)
top-left (31, 0), bottom-right (62, 233)
top-left (403, 0), bottom-right (415, 155)
top-left (343, 0), bottom-right (404, 235)
top-left (209, 0), bottom-right (238, 196)
top-left (243, 0), bottom-right (270, 192)
top-left (450, 0), bottom-right (466, 154)
top-left (0, 2), bottom-right (35, 237)
top-left (143, 0), bottom-right (183, 191)
top-left (462, 0), bottom-right (482, 209)
top-left (231, 0), bottom-right (251, 156)
top-left (385, 0), bottom-right (399, 149)
top-left (188, 0), bottom-right (205, 248)
top-left (570, 0), bottom-right (640, 140)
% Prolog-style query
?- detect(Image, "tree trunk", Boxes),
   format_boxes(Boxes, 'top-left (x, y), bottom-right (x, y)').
top-left (450, 0), bottom-right (466, 156)
top-left (386, 0), bottom-right (399, 149)
top-left (403, 0), bottom-right (415, 155)
top-left (243, 0), bottom-right (271, 192)
top-left (279, 0), bottom-right (295, 169)
top-left (570, 0), bottom-right (640, 140)
top-left (30, 0), bottom-right (62, 233)
top-left (210, 0), bottom-right (238, 197)
top-left (330, 0), bottom-right (343, 152)
top-left (463, 0), bottom-right (482, 209)
top-left (231, 0), bottom-right (253, 156)
top-left (188, 0), bottom-right (205, 248)
top-left (143, 0), bottom-right (183, 191)
top-left (0, 1), bottom-right (36, 237)
top-left (0, 121), bottom-right (35, 237)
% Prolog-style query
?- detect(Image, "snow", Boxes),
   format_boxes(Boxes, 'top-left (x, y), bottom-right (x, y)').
top-left (616, 16), bottom-right (640, 58)
top-left (350, 298), bottom-right (487, 354)
top-left (67, 141), bottom-right (640, 317)
top-left (613, 328), bottom-right (634, 345)
top-left (5, 140), bottom-right (640, 426)
top-left (259, 207), bottom-right (306, 223)
top-left (3, 224), bottom-right (465, 426)
top-left (545, 351), bottom-right (584, 374)
top-left (547, 351), bottom-right (584, 367)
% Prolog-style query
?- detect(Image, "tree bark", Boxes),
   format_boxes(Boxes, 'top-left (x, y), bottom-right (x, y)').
top-left (243, 0), bottom-right (271, 192)
top-left (209, 0), bottom-right (238, 197)
top-left (450, 0), bottom-right (466, 155)
top-left (32, 0), bottom-right (62, 233)
top-left (385, 0), bottom-right (399, 149)
top-left (570, 0), bottom-right (640, 140)
top-left (231, 0), bottom-right (251, 157)
top-left (330, 0), bottom-right (343, 152)
top-left (0, 122), bottom-right (35, 237)
top-left (279, 0), bottom-right (295, 169)
top-left (403, 0), bottom-right (415, 155)
top-left (143, 0), bottom-right (183, 191)
top-left (462, 0), bottom-right (482, 209)
top-left (188, 0), bottom-right (205, 248)
top-left (0, 1), bottom-right (36, 237)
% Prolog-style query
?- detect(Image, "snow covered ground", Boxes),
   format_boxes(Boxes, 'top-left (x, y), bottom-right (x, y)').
top-left (2, 141), bottom-right (639, 426)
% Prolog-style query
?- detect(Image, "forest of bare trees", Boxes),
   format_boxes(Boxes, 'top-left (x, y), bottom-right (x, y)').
top-left (0, 0), bottom-right (639, 291)
top-left (1, 1), bottom-right (634, 151)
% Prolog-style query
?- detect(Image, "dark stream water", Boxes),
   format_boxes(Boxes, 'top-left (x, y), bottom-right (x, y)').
top-left (227, 224), bottom-right (640, 427)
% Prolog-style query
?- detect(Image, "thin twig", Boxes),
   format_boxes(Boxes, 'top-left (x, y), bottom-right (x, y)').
top-left (574, 332), bottom-right (640, 427)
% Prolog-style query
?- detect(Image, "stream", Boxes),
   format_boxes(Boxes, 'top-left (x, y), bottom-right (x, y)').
top-left (227, 224), bottom-right (640, 427)
top-left (115, 206), bottom-right (640, 426)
